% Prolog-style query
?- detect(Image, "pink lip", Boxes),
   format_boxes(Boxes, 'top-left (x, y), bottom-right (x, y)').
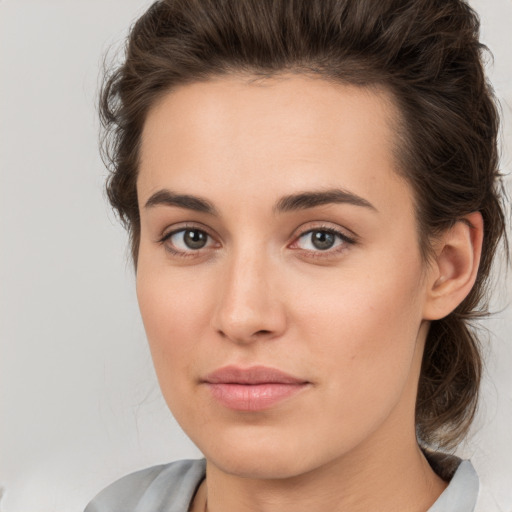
top-left (202, 365), bottom-right (310, 411)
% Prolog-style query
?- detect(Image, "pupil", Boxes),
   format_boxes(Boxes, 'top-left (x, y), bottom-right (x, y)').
top-left (185, 230), bottom-right (207, 249)
top-left (312, 231), bottom-right (335, 250)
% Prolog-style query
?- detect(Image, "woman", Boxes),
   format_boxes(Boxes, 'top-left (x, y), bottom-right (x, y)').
top-left (86, 0), bottom-right (507, 510)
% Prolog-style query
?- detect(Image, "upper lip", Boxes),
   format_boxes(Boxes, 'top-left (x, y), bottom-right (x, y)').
top-left (203, 365), bottom-right (308, 385)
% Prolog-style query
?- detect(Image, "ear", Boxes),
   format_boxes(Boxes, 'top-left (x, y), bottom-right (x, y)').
top-left (422, 212), bottom-right (484, 321)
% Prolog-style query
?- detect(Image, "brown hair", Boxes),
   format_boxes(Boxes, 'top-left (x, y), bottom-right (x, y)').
top-left (100, 0), bottom-right (507, 449)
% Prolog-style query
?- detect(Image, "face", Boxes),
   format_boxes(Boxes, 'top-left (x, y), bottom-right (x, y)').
top-left (136, 75), bottom-right (432, 479)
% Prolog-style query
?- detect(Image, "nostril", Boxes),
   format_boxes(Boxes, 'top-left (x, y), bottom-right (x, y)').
top-left (215, 328), bottom-right (274, 342)
top-left (255, 329), bottom-right (272, 336)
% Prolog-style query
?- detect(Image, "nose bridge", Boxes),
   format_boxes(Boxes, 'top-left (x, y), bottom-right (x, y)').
top-left (212, 241), bottom-right (285, 342)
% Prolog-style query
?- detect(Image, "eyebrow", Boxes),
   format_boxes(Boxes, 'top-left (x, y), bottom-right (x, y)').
top-left (144, 187), bottom-right (376, 215)
top-left (274, 189), bottom-right (377, 213)
top-left (144, 189), bottom-right (218, 215)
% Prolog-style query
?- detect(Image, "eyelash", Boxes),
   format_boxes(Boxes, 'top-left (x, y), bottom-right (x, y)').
top-left (290, 226), bottom-right (356, 258)
top-left (157, 224), bottom-right (356, 259)
top-left (158, 224), bottom-right (217, 258)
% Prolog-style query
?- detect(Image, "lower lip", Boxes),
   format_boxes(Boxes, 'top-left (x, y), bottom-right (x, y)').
top-left (205, 383), bottom-right (308, 411)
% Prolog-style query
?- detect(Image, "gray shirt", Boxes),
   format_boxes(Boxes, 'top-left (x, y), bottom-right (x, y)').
top-left (85, 456), bottom-right (479, 512)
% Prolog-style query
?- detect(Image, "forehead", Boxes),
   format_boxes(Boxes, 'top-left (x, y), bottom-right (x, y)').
top-left (140, 74), bottom-right (399, 160)
top-left (138, 74), bottom-right (411, 216)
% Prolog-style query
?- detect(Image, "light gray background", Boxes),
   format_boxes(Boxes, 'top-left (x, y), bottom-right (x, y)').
top-left (0, 1), bottom-right (511, 511)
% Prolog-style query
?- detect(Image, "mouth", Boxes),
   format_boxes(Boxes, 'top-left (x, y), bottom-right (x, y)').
top-left (201, 365), bottom-right (310, 412)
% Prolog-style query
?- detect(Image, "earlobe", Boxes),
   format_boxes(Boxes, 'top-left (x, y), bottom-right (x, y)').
top-left (423, 212), bottom-right (484, 321)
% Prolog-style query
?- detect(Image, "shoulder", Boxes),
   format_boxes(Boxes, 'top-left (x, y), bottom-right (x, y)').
top-left (84, 459), bottom-right (206, 512)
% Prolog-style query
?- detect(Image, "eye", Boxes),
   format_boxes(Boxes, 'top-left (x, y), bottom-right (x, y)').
top-left (293, 228), bottom-right (353, 252)
top-left (162, 228), bottom-right (214, 253)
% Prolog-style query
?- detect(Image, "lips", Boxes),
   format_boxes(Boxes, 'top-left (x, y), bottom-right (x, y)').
top-left (202, 365), bottom-right (310, 411)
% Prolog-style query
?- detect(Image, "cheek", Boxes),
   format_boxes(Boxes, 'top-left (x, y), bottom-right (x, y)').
top-left (289, 257), bottom-right (425, 413)
top-left (136, 263), bottom-right (213, 401)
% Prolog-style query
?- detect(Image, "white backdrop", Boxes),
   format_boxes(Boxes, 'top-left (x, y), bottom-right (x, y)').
top-left (0, 1), bottom-right (511, 511)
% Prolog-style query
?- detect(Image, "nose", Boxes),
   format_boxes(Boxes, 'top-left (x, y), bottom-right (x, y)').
top-left (211, 249), bottom-right (287, 344)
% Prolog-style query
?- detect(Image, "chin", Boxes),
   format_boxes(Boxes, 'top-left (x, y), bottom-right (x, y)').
top-left (193, 423), bottom-right (343, 480)
top-left (208, 450), bottom-right (312, 480)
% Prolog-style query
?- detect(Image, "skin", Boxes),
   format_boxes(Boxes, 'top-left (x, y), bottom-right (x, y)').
top-left (135, 75), bottom-right (483, 512)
